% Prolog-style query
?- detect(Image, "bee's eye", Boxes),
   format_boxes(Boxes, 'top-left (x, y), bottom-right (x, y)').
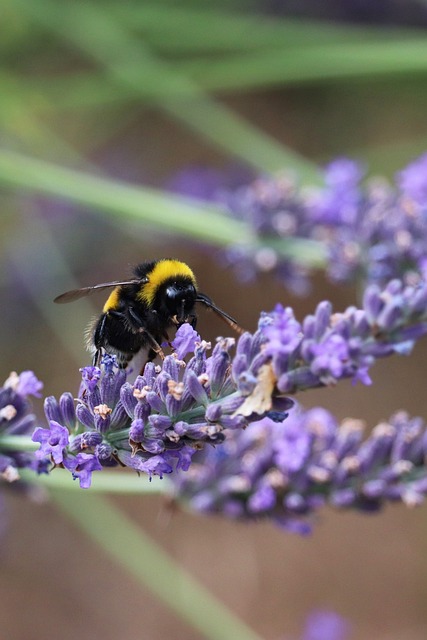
top-left (166, 285), bottom-right (179, 300)
top-left (166, 283), bottom-right (196, 300)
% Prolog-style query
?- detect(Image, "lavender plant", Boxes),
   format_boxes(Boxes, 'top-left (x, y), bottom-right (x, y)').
top-left (6, 153), bottom-right (427, 540)
top-left (26, 272), bottom-right (427, 532)
top-left (173, 278), bottom-right (427, 533)
top-left (0, 370), bottom-right (45, 481)
top-left (222, 154), bottom-right (427, 294)
top-left (31, 325), bottom-right (292, 488)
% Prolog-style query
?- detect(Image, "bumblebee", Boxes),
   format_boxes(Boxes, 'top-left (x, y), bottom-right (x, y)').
top-left (54, 258), bottom-right (243, 367)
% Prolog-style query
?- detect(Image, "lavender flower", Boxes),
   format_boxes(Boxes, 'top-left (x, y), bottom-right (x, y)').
top-left (235, 279), bottom-right (427, 407)
top-left (301, 610), bottom-right (350, 640)
top-left (32, 276), bottom-right (427, 490)
top-left (0, 371), bottom-right (44, 481)
top-left (174, 406), bottom-right (427, 533)
top-left (397, 152), bottom-right (427, 204)
top-left (32, 326), bottom-right (290, 488)
top-left (222, 154), bottom-right (427, 292)
top-left (32, 421), bottom-right (69, 464)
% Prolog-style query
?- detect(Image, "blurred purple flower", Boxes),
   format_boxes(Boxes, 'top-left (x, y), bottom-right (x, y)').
top-left (174, 405), bottom-right (427, 533)
top-left (220, 153), bottom-right (427, 293)
top-left (397, 153), bottom-right (427, 205)
top-left (0, 371), bottom-right (45, 482)
top-left (14, 371), bottom-right (43, 398)
top-left (167, 166), bottom-right (226, 202)
top-left (302, 610), bottom-right (350, 640)
top-left (166, 164), bottom-right (253, 202)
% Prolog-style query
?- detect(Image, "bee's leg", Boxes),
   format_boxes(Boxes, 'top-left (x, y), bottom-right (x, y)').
top-left (140, 346), bottom-right (163, 375)
top-left (161, 330), bottom-right (173, 349)
top-left (92, 349), bottom-right (103, 367)
top-left (140, 332), bottom-right (165, 359)
top-left (126, 307), bottom-right (165, 359)
top-left (92, 313), bottom-right (109, 367)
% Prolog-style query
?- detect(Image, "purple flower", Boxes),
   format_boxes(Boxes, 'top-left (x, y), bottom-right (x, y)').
top-left (166, 163), bottom-right (253, 202)
top-left (239, 279), bottom-right (427, 397)
top-left (80, 366), bottom-right (101, 393)
top-left (222, 153), bottom-right (427, 292)
top-left (171, 323), bottom-right (201, 360)
top-left (324, 158), bottom-right (364, 189)
top-left (167, 166), bottom-right (226, 201)
top-left (309, 334), bottom-right (350, 381)
top-left (262, 305), bottom-right (302, 357)
top-left (32, 421), bottom-right (69, 464)
top-left (274, 414), bottom-right (312, 473)
top-left (63, 453), bottom-right (102, 488)
top-left (0, 371), bottom-right (43, 481)
top-left (302, 610), bottom-right (350, 640)
top-left (397, 153), bottom-right (427, 205)
top-left (173, 406), bottom-right (427, 533)
top-left (34, 332), bottom-right (280, 486)
top-left (12, 371), bottom-right (43, 398)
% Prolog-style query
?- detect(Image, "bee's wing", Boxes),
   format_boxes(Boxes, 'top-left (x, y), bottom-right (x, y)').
top-left (54, 280), bottom-right (142, 304)
top-left (196, 293), bottom-right (245, 335)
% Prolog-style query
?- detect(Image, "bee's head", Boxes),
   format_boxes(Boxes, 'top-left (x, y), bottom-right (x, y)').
top-left (164, 279), bottom-right (197, 324)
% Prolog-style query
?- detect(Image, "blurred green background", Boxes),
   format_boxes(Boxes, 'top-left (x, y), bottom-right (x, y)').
top-left (2, 1), bottom-right (427, 638)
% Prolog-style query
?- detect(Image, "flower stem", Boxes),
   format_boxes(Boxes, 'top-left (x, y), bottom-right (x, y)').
top-left (0, 435), bottom-right (38, 452)
top-left (19, 468), bottom-right (171, 494)
top-left (50, 491), bottom-right (264, 640)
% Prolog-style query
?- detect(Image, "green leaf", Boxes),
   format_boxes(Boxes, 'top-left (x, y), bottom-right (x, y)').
top-left (0, 148), bottom-right (327, 268)
top-left (12, 0), bottom-right (320, 178)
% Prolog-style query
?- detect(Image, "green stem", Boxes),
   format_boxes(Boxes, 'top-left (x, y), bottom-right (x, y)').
top-left (0, 148), bottom-right (248, 246)
top-left (14, 0), bottom-right (320, 179)
top-left (50, 491), bottom-right (264, 640)
top-left (19, 468), bottom-right (171, 494)
top-left (0, 148), bottom-right (327, 266)
top-left (176, 39), bottom-right (427, 91)
top-left (0, 435), bottom-right (38, 452)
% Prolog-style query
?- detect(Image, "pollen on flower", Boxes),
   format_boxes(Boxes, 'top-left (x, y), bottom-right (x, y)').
top-left (402, 489), bottom-right (424, 508)
top-left (0, 405), bottom-right (17, 421)
top-left (393, 460), bottom-right (413, 475)
top-left (3, 372), bottom-right (19, 391)
top-left (171, 353), bottom-right (187, 368)
top-left (2, 465), bottom-right (20, 482)
top-left (133, 386), bottom-right (150, 400)
top-left (340, 456), bottom-right (360, 473)
top-left (307, 466), bottom-right (331, 483)
top-left (197, 373), bottom-right (209, 386)
top-left (93, 404), bottom-right (112, 420)
top-left (167, 380), bottom-right (184, 401)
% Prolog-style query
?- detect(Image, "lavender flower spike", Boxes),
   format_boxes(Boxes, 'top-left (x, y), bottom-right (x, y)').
top-left (223, 153), bottom-right (427, 292)
top-left (173, 407), bottom-right (427, 534)
top-left (0, 371), bottom-right (45, 481)
top-left (32, 325), bottom-right (288, 487)
top-left (235, 279), bottom-right (427, 412)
